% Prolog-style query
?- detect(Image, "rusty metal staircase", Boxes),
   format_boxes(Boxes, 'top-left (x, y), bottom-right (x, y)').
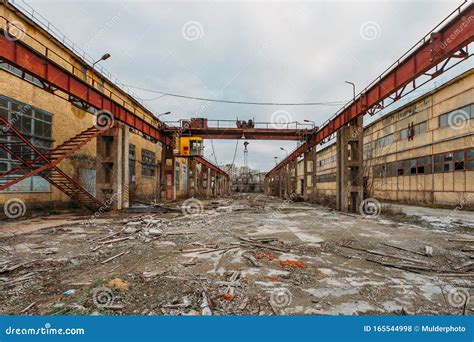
top-left (0, 117), bottom-right (106, 210)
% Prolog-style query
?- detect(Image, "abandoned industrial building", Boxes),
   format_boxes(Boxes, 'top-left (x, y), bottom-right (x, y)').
top-left (0, 0), bottom-right (473, 317)
top-left (269, 70), bottom-right (474, 208)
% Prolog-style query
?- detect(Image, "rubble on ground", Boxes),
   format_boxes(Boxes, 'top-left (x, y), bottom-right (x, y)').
top-left (0, 194), bottom-right (472, 316)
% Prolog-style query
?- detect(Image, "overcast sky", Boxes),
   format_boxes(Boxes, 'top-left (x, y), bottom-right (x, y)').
top-left (22, 0), bottom-right (472, 171)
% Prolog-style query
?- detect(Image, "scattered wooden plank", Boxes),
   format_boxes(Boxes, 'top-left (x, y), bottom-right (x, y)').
top-left (341, 245), bottom-right (430, 265)
top-left (100, 237), bottom-right (132, 245)
top-left (242, 252), bottom-right (260, 267)
top-left (198, 246), bottom-right (239, 255)
top-left (20, 302), bottom-right (36, 313)
top-left (382, 243), bottom-right (426, 256)
top-left (448, 239), bottom-right (474, 243)
top-left (164, 231), bottom-right (196, 236)
top-left (101, 251), bottom-right (130, 264)
top-left (239, 238), bottom-right (288, 252)
top-left (365, 258), bottom-right (427, 273)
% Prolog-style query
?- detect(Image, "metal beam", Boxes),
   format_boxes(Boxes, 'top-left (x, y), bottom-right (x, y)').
top-left (0, 17), bottom-right (172, 147)
top-left (164, 127), bottom-right (310, 140)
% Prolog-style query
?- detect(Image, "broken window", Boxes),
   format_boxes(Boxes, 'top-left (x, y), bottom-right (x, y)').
top-left (453, 150), bottom-right (465, 171)
top-left (141, 149), bottom-right (156, 177)
top-left (0, 95), bottom-right (52, 192)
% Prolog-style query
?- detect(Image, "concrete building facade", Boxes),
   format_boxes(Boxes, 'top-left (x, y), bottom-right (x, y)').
top-left (294, 69), bottom-right (474, 208)
top-left (0, 3), bottom-right (227, 211)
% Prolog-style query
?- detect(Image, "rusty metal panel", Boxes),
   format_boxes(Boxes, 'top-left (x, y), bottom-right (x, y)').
top-left (69, 77), bottom-right (88, 98)
top-left (47, 64), bottom-right (68, 90)
top-left (0, 35), bottom-right (15, 61)
top-left (17, 45), bottom-right (45, 77)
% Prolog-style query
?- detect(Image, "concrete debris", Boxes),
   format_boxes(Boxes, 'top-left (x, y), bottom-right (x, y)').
top-left (1, 194), bottom-right (473, 316)
top-left (201, 292), bottom-right (212, 316)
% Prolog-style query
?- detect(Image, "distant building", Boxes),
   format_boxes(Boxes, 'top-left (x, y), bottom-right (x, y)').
top-left (220, 165), bottom-right (265, 193)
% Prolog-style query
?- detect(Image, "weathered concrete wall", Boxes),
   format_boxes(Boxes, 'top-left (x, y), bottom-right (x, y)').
top-left (293, 69), bottom-right (474, 208)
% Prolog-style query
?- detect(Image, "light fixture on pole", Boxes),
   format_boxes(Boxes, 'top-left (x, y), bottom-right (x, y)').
top-left (92, 53), bottom-right (111, 68)
top-left (157, 111), bottom-right (171, 119)
top-left (280, 147), bottom-right (288, 157)
top-left (345, 81), bottom-right (356, 100)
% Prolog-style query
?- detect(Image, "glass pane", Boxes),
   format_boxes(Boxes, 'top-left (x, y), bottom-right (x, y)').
top-left (439, 115), bottom-right (448, 128)
top-left (0, 97), bottom-right (9, 109)
top-left (434, 154), bottom-right (443, 163)
top-left (0, 107), bottom-right (8, 121)
top-left (454, 150), bottom-right (464, 162)
top-left (34, 120), bottom-right (44, 137)
top-left (467, 149), bottom-right (474, 159)
top-left (467, 160), bottom-right (474, 170)
top-left (444, 153), bottom-right (453, 161)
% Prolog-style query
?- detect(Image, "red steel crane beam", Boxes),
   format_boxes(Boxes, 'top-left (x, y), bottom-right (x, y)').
top-left (193, 156), bottom-right (229, 179)
top-left (0, 16), bottom-right (172, 147)
top-left (164, 127), bottom-right (311, 140)
top-left (266, 2), bottom-right (474, 179)
top-left (0, 15), bottom-right (227, 179)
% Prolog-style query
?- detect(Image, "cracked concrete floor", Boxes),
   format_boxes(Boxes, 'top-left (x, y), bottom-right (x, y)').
top-left (0, 193), bottom-right (472, 315)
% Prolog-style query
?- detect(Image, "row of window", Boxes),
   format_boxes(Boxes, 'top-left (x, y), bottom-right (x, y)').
top-left (318, 155), bottom-right (336, 167)
top-left (373, 148), bottom-right (474, 178)
top-left (439, 104), bottom-right (474, 128)
top-left (375, 121), bottom-right (428, 149)
top-left (315, 172), bottom-right (336, 183)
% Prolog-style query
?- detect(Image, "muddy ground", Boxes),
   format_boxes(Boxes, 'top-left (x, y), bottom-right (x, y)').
top-left (0, 194), bottom-right (473, 316)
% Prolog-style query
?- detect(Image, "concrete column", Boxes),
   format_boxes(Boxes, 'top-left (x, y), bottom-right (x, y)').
top-left (216, 175), bottom-right (221, 196)
top-left (205, 168), bottom-right (211, 197)
top-left (160, 145), bottom-right (175, 201)
top-left (336, 116), bottom-right (364, 213)
top-left (210, 170), bottom-right (216, 196)
top-left (291, 160), bottom-right (297, 196)
top-left (303, 151), bottom-right (311, 201)
top-left (186, 159), bottom-right (192, 197)
top-left (192, 161), bottom-right (198, 197)
top-left (96, 123), bottom-right (129, 210)
top-left (277, 172), bottom-right (282, 198)
top-left (312, 146), bottom-right (317, 203)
